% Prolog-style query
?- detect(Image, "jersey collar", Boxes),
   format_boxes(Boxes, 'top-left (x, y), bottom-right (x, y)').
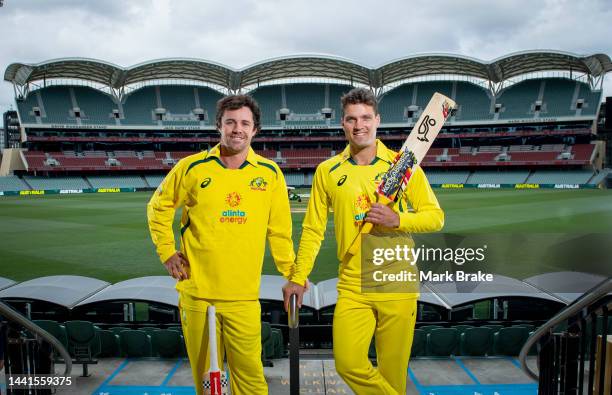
top-left (339, 139), bottom-right (393, 165)
top-left (207, 144), bottom-right (259, 169)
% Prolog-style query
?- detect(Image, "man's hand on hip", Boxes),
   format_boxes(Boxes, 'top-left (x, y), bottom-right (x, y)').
top-left (164, 251), bottom-right (190, 281)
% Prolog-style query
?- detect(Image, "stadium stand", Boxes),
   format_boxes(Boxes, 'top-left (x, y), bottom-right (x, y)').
top-left (144, 174), bottom-right (166, 188)
top-left (121, 86), bottom-right (158, 125)
top-left (86, 175), bottom-right (148, 189)
top-left (196, 86), bottom-right (224, 125)
top-left (525, 170), bottom-right (595, 184)
top-left (425, 171), bottom-right (470, 184)
top-left (466, 171), bottom-right (530, 184)
top-left (0, 175), bottom-right (29, 191)
top-left (39, 86), bottom-right (77, 124)
top-left (72, 87), bottom-right (117, 125)
top-left (23, 176), bottom-right (90, 190)
top-left (378, 84), bottom-right (414, 123)
top-left (453, 81), bottom-right (493, 121)
top-left (250, 85), bottom-right (283, 126)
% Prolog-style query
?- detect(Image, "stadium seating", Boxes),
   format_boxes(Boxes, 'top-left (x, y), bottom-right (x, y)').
top-left (541, 79), bottom-right (576, 117)
top-left (578, 82), bottom-right (602, 116)
top-left (526, 170), bottom-right (594, 184)
top-left (98, 329), bottom-right (121, 357)
top-left (24, 176), bottom-right (90, 190)
top-left (497, 79), bottom-right (542, 119)
top-left (378, 84), bottom-right (414, 123)
top-left (250, 85), bottom-right (283, 126)
top-left (150, 329), bottom-right (184, 358)
top-left (122, 87), bottom-right (158, 125)
top-left (459, 327), bottom-right (494, 356)
top-left (39, 87), bottom-right (78, 124)
top-left (72, 87), bottom-right (117, 125)
top-left (492, 327), bottom-right (530, 356)
top-left (285, 84), bottom-right (326, 114)
top-left (65, 320), bottom-right (102, 363)
top-left (16, 90), bottom-right (41, 124)
top-left (466, 171), bottom-right (529, 184)
top-left (0, 176), bottom-right (29, 192)
top-left (32, 320), bottom-right (69, 350)
top-left (454, 82), bottom-right (493, 121)
top-left (410, 329), bottom-right (427, 357)
top-left (119, 329), bottom-right (153, 357)
top-left (427, 328), bottom-right (459, 356)
top-left (86, 175), bottom-right (148, 188)
top-left (145, 175), bottom-right (166, 188)
top-left (425, 171), bottom-right (470, 184)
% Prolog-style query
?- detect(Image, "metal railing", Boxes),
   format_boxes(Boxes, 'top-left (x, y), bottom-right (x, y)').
top-left (0, 300), bottom-right (72, 376)
top-left (519, 277), bottom-right (611, 394)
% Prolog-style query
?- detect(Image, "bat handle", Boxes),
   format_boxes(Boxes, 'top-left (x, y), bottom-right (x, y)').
top-left (207, 305), bottom-right (219, 372)
top-left (288, 294), bottom-right (299, 329)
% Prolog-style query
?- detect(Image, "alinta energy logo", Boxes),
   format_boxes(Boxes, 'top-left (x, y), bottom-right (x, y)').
top-left (249, 177), bottom-right (267, 191)
top-left (353, 193), bottom-right (372, 224)
top-left (221, 192), bottom-right (247, 224)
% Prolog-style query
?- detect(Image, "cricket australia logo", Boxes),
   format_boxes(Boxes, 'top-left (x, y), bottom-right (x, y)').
top-left (249, 177), bottom-right (268, 191)
top-left (225, 192), bottom-right (241, 207)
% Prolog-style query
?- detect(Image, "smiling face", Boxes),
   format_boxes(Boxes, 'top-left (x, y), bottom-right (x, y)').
top-left (341, 103), bottom-right (380, 151)
top-left (218, 106), bottom-right (257, 155)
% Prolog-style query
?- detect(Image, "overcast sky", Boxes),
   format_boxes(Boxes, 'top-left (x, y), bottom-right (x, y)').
top-left (1, 0), bottom-right (611, 116)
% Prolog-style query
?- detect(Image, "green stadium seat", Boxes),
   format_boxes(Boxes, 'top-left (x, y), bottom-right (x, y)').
top-left (512, 324), bottom-right (536, 332)
top-left (271, 328), bottom-right (284, 359)
top-left (459, 327), bottom-right (494, 356)
top-left (139, 326), bottom-right (161, 334)
top-left (427, 328), bottom-right (459, 356)
top-left (32, 320), bottom-right (69, 350)
top-left (98, 330), bottom-right (121, 357)
top-left (453, 325), bottom-right (475, 335)
top-left (493, 327), bottom-right (530, 356)
top-left (150, 329), bottom-right (183, 358)
top-left (483, 324), bottom-right (504, 333)
top-left (410, 329), bottom-right (426, 357)
top-left (119, 330), bottom-right (153, 357)
top-left (64, 320), bottom-right (101, 376)
top-left (419, 325), bottom-right (444, 333)
top-left (110, 326), bottom-right (131, 336)
top-left (261, 322), bottom-right (274, 366)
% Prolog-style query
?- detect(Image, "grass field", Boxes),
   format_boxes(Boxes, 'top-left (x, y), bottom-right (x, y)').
top-left (0, 188), bottom-right (611, 283)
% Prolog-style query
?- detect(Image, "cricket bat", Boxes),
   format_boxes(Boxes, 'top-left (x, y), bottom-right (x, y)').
top-left (288, 294), bottom-right (300, 395)
top-left (344, 92), bottom-right (455, 259)
top-left (203, 305), bottom-right (229, 395)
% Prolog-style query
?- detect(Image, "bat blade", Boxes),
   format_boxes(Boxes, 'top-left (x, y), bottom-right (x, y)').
top-left (344, 92), bottom-right (455, 259)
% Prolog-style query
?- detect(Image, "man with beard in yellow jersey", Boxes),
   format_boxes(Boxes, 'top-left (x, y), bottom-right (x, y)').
top-left (283, 88), bottom-right (444, 394)
top-left (148, 95), bottom-right (296, 395)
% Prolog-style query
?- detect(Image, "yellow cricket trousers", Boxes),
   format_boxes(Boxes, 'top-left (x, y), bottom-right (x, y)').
top-left (179, 293), bottom-right (268, 395)
top-left (333, 296), bottom-right (418, 395)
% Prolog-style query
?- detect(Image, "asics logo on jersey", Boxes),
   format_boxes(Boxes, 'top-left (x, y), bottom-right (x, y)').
top-left (200, 177), bottom-right (212, 188)
top-left (337, 175), bottom-right (348, 186)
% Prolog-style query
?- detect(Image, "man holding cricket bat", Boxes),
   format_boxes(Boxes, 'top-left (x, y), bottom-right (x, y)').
top-left (148, 95), bottom-right (296, 395)
top-left (284, 88), bottom-right (445, 394)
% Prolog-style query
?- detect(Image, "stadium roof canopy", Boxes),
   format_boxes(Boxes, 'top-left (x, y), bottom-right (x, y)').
top-left (0, 275), bottom-right (110, 309)
top-left (0, 277), bottom-right (16, 291)
top-left (423, 274), bottom-right (565, 308)
top-left (523, 271), bottom-right (609, 304)
top-left (76, 276), bottom-right (178, 307)
top-left (5, 51), bottom-right (611, 93)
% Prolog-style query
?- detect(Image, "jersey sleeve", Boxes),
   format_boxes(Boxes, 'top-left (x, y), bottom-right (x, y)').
top-left (147, 160), bottom-right (188, 264)
top-left (266, 168), bottom-right (297, 280)
top-left (396, 166), bottom-right (444, 233)
top-left (292, 164), bottom-right (329, 285)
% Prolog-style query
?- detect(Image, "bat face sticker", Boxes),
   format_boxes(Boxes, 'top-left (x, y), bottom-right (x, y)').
top-left (417, 115), bottom-right (436, 142)
top-left (442, 100), bottom-right (452, 119)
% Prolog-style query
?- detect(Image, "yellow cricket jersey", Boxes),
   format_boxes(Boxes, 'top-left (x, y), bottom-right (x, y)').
top-left (293, 140), bottom-right (444, 300)
top-left (147, 144), bottom-right (295, 300)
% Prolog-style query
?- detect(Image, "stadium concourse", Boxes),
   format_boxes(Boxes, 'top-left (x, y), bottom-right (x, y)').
top-left (1, 51), bottom-right (611, 394)
top-left (0, 272), bottom-right (608, 394)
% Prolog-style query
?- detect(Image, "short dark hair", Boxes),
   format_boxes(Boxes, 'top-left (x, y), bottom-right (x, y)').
top-left (340, 88), bottom-right (378, 115)
top-left (215, 94), bottom-right (261, 131)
